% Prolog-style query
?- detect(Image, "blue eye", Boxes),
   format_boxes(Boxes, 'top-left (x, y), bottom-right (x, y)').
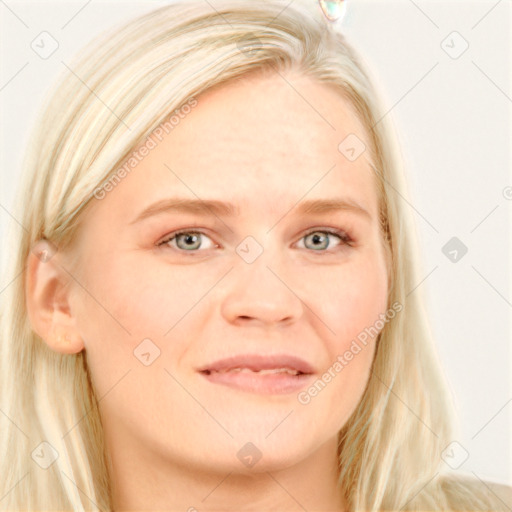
top-left (299, 229), bottom-right (352, 251)
top-left (157, 228), bottom-right (353, 253)
top-left (158, 230), bottom-right (215, 251)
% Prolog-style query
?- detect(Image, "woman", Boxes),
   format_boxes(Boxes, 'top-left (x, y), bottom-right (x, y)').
top-left (0, 1), bottom-right (510, 510)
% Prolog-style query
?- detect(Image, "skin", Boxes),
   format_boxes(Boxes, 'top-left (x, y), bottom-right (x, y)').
top-left (26, 68), bottom-right (390, 511)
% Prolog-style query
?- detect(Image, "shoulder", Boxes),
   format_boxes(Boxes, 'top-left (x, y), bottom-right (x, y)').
top-left (486, 482), bottom-right (512, 509)
top-left (439, 473), bottom-right (512, 511)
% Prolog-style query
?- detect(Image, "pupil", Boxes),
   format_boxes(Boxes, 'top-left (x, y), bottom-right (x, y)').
top-left (178, 233), bottom-right (200, 250)
top-left (310, 233), bottom-right (327, 250)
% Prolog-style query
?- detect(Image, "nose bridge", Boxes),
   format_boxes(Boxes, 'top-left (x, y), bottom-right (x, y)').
top-left (237, 233), bottom-right (282, 287)
top-left (219, 233), bottom-right (304, 326)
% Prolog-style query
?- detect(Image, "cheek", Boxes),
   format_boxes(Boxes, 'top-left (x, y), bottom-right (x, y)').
top-left (75, 251), bottom-right (192, 339)
top-left (71, 249), bottom-right (220, 391)
top-left (69, 252), bottom-right (185, 393)
top-left (316, 250), bottom-right (389, 348)
top-left (302, 250), bottom-right (388, 419)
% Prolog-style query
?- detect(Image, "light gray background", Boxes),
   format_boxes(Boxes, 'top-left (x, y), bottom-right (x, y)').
top-left (1, 0), bottom-right (510, 485)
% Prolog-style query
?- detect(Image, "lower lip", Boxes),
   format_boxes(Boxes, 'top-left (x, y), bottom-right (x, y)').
top-left (199, 370), bottom-right (315, 395)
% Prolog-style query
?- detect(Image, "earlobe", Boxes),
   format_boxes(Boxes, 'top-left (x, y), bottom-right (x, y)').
top-left (25, 239), bottom-right (85, 355)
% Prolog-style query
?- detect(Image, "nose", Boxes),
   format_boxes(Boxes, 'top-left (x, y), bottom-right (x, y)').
top-left (220, 247), bottom-right (304, 328)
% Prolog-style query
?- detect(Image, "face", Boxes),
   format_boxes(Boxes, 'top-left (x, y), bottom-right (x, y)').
top-left (62, 69), bottom-right (389, 475)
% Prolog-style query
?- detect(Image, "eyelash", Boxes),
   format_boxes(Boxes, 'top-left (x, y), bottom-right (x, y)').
top-left (156, 227), bottom-right (354, 254)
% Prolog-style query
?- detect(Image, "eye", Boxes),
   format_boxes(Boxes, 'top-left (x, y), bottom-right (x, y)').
top-left (156, 227), bottom-right (354, 254)
top-left (297, 228), bottom-right (353, 252)
top-left (157, 230), bottom-right (216, 252)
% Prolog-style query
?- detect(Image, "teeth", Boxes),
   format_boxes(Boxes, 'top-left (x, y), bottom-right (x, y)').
top-left (218, 368), bottom-right (300, 376)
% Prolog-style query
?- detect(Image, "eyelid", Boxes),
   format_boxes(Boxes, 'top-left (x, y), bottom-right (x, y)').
top-left (156, 229), bottom-right (218, 250)
top-left (302, 227), bottom-right (353, 244)
top-left (156, 226), bottom-right (355, 252)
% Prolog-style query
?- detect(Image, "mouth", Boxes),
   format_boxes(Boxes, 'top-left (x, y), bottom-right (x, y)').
top-left (202, 367), bottom-right (304, 376)
top-left (197, 354), bottom-right (316, 395)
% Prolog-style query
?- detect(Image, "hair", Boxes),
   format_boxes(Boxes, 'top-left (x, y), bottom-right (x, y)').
top-left (0, 1), bottom-right (508, 510)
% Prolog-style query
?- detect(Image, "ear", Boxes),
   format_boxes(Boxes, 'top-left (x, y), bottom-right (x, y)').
top-left (25, 239), bottom-right (85, 354)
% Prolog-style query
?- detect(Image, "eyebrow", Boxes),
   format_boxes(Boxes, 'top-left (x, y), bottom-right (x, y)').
top-left (129, 197), bottom-right (371, 225)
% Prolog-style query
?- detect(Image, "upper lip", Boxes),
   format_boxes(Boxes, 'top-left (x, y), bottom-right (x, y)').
top-left (197, 354), bottom-right (316, 375)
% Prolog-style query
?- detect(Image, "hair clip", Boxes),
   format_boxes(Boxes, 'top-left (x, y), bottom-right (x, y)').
top-left (318, 0), bottom-right (347, 22)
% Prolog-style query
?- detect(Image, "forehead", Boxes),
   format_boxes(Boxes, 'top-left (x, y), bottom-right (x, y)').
top-left (92, 70), bottom-right (379, 223)
top-left (173, 71), bottom-right (370, 170)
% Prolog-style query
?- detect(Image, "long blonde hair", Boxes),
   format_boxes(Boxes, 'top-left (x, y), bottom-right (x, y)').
top-left (0, 1), bottom-right (506, 510)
